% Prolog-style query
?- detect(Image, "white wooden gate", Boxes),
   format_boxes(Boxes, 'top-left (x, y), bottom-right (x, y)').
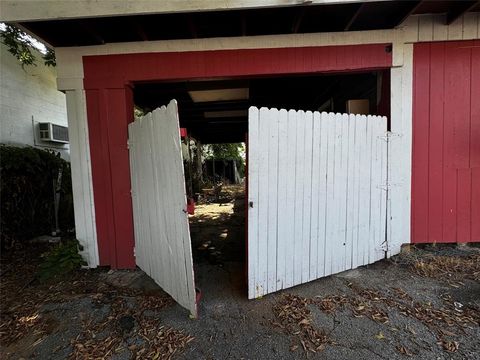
top-left (128, 100), bottom-right (196, 315)
top-left (248, 107), bottom-right (389, 299)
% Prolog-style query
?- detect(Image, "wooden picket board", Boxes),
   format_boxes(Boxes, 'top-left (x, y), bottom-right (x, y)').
top-left (284, 109), bottom-right (297, 289)
top-left (301, 111), bottom-right (314, 283)
top-left (247, 107), bottom-right (259, 299)
top-left (248, 107), bottom-right (388, 299)
top-left (309, 111), bottom-right (321, 281)
top-left (128, 100), bottom-right (196, 315)
top-left (293, 110), bottom-right (305, 286)
top-left (276, 109), bottom-right (289, 291)
top-left (345, 114), bottom-right (356, 270)
top-left (266, 108), bottom-right (279, 293)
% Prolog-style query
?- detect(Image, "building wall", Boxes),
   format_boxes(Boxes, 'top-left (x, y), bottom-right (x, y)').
top-left (51, 13), bottom-right (479, 267)
top-left (0, 44), bottom-right (69, 159)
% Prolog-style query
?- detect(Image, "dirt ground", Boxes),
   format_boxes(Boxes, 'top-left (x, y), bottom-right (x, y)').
top-left (1, 186), bottom-right (479, 359)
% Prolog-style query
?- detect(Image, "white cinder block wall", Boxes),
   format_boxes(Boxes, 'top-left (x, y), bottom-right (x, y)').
top-left (0, 44), bottom-right (69, 159)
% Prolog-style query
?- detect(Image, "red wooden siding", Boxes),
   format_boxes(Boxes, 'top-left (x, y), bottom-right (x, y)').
top-left (412, 40), bottom-right (480, 244)
top-left (83, 44), bottom-right (392, 268)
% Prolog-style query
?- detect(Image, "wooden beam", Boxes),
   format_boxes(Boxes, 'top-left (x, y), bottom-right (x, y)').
top-left (78, 20), bottom-right (104, 45)
top-left (241, 13), bottom-right (247, 36)
top-left (344, 3), bottom-right (364, 31)
top-left (130, 20), bottom-right (148, 41)
top-left (188, 14), bottom-right (198, 38)
top-left (291, 8), bottom-right (306, 33)
top-left (394, 0), bottom-right (423, 27)
top-left (446, 0), bottom-right (478, 25)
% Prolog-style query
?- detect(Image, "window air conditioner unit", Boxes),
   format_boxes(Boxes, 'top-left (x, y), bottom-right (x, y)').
top-left (38, 122), bottom-right (69, 144)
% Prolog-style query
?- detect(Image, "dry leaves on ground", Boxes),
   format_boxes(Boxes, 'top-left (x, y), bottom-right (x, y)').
top-left (395, 249), bottom-right (480, 284)
top-left (271, 294), bottom-right (332, 354)
top-left (71, 295), bottom-right (192, 360)
top-left (1, 247), bottom-right (194, 359)
top-left (313, 283), bottom-right (480, 354)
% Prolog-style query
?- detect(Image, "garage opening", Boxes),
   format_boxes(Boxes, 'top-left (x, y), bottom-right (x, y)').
top-left (130, 69), bottom-right (390, 308)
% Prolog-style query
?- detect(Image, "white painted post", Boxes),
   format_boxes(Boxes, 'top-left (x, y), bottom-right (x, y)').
top-left (65, 89), bottom-right (99, 267)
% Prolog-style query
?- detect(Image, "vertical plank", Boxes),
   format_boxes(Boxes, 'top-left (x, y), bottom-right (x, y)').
top-left (128, 122), bottom-right (141, 268)
top-left (412, 43), bottom-right (431, 243)
top-left (443, 41), bottom-right (470, 242)
top-left (309, 112), bottom-right (321, 281)
top-left (324, 112), bottom-right (336, 276)
top-left (302, 111), bottom-right (314, 282)
top-left (316, 113), bottom-right (328, 279)
top-left (418, 15), bottom-right (434, 42)
top-left (284, 109), bottom-right (297, 288)
top-left (357, 115), bottom-right (370, 266)
top-left (157, 107), bottom-right (182, 303)
top-left (266, 108), bottom-right (279, 294)
top-left (171, 101), bottom-right (196, 311)
top-left (65, 90), bottom-right (99, 267)
top-left (367, 115), bottom-right (378, 263)
top-left (345, 114), bottom-right (356, 269)
top-left (472, 41), bottom-right (480, 169)
top-left (336, 113), bottom-right (349, 273)
top-left (433, 15), bottom-right (448, 41)
top-left (293, 110), bottom-right (305, 286)
top-left (372, 116), bottom-right (387, 262)
top-left (447, 18), bottom-right (463, 40)
top-left (351, 114), bottom-right (362, 268)
top-left (471, 168), bottom-right (480, 242)
top-left (276, 109), bottom-right (289, 290)
top-left (247, 107), bottom-right (259, 299)
top-left (152, 110), bottom-right (174, 297)
top-left (456, 169), bottom-right (472, 243)
top-left (462, 13), bottom-right (478, 39)
top-left (471, 43), bottom-right (480, 242)
top-left (257, 107), bottom-right (270, 296)
top-left (427, 42), bottom-right (445, 243)
top-left (379, 116), bottom-right (388, 260)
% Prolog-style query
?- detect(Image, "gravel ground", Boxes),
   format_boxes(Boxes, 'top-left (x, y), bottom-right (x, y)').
top-left (1, 246), bottom-right (479, 359)
top-left (1, 190), bottom-right (479, 359)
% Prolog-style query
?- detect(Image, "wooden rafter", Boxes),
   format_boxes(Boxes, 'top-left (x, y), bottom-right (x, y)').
top-left (344, 3), bottom-right (365, 31)
top-left (446, 0), bottom-right (478, 25)
top-left (394, 0), bottom-right (423, 27)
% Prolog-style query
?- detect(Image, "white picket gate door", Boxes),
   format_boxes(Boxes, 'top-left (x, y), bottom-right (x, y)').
top-left (128, 100), bottom-right (196, 315)
top-left (248, 107), bottom-right (388, 299)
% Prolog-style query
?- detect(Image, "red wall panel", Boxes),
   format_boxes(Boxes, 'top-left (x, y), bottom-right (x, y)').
top-left (412, 40), bottom-right (480, 244)
top-left (83, 44), bottom-right (392, 268)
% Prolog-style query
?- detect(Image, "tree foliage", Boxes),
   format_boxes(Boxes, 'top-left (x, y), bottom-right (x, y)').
top-left (0, 24), bottom-right (56, 68)
top-left (205, 143), bottom-right (245, 161)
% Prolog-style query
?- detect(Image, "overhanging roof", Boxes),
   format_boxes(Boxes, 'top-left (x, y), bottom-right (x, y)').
top-left (4, 1), bottom-right (479, 48)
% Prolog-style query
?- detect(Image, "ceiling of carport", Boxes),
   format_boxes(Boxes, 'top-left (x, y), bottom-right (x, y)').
top-left (133, 72), bottom-right (381, 144)
top-left (16, 1), bottom-right (480, 47)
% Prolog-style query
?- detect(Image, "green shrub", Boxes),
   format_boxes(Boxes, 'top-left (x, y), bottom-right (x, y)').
top-left (38, 239), bottom-right (86, 282)
top-left (0, 145), bottom-right (75, 249)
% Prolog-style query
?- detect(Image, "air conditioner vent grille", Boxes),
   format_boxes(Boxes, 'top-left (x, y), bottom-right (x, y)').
top-left (38, 122), bottom-right (69, 144)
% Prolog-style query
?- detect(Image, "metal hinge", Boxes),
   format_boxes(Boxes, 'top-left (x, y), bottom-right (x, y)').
top-left (127, 140), bottom-right (131, 149)
top-left (378, 131), bottom-right (402, 142)
top-left (377, 182), bottom-right (403, 191)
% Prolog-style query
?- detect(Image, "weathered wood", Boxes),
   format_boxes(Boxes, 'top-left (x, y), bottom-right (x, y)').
top-left (248, 108), bottom-right (389, 299)
top-left (128, 100), bottom-right (196, 316)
